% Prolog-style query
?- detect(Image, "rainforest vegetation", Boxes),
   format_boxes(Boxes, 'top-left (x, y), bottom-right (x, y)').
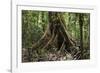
top-left (22, 10), bottom-right (90, 62)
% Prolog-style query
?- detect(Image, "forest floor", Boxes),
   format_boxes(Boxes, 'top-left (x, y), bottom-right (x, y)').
top-left (22, 46), bottom-right (83, 62)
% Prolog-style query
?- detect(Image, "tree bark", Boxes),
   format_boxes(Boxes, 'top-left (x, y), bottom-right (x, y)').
top-left (79, 14), bottom-right (84, 59)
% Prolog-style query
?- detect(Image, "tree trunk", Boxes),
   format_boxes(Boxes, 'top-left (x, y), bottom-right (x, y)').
top-left (32, 12), bottom-right (75, 54)
top-left (79, 14), bottom-right (84, 59)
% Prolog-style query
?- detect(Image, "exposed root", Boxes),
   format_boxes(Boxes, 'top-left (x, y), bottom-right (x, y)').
top-left (31, 25), bottom-right (50, 49)
top-left (42, 29), bottom-right (55, 49)
top-left (58, 28), bottom-right (74, 47)
top-left (59, 40), bottom-right (65, 51)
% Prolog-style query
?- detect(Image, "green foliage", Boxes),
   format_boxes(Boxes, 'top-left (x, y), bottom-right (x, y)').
top-left (22, 10), bottom-right (48, 48)
top-left (65, 13), bottom-right (90, 48)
